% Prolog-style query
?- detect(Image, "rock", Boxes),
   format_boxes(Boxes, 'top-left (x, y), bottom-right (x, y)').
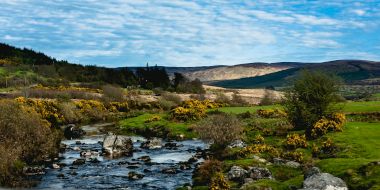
top-left (57, 174), bottom-right (65, 177)
top-left (244, 178), bottom-right (254, 184)
top-left (68, 171), bottom-right (78, 175)
top-left (89, 158), bottom-right (100, 163)
top-left (302, 167), bottom-right (347, 190)
top-left (304, 167), bottom-right (322, 180)
top-left (162, 168), bottom-right (181, 174)
top-left (286, 161), bottom-right (300, 168)
top-left (91, 151), bottom-right (99, 155)
top-left (248, 168), bottom-right (275, 182)
top-left (188, 156), bottom-right (198, 163)
top-left (64, 124), bottom-right (86, 139)
top-left (165, 142), bottom-right (177, 147)
top-left (140, 138), bottom-right (163, 149)
top-left (72, 146), bottom-right (81, 151)
top-left (134, 156), bottom-right (151, 162)
top-left (69, 166), bottom-right (77, 169)
top-left (72, 159), bottom-right (86, 165)
top-left (24, 166), bottom-right (46, 175)
top-left (273, 158), bottom-right (285, 165)
top-left (225, 166), bottom-right (248, 182)
top-left (52, 164), bottom-right (60, 169)
top-left (82, 143), bottom-right (89, 145)
top-left (76, 141), bottom-right (81, 145)
top-left (144, 169), bottom-right (151, 172)
top-left (118, 161), bottom-right (130, 165)
top-left (133, 148), bottom-right (142, 152)
top-left (266, 162), bottom-right (272, 166)
top-left (228, 140), bottom-right (247, 148)
top-left (180, 164), bottom-right (192, 170)
top-left (178, 144), bottom-right (184, 147)
top-left (60, 143), bottom-right (70, 149)
top-left (80, 150), bottom-right (92, 156)
top-left (102, 132), bottom-right (133, 155)
top-left (285, 185), bottom-right (299, 190)
top-left (127, 165), bottom-right (141, 169)
top-left (128, 171), bottom-right (144, 180)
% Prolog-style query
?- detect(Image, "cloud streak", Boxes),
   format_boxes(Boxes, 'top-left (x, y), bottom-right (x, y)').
top-left (0, 0), bottom-right (379, 67)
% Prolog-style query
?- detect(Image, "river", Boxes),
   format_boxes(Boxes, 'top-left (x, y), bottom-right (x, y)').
top-left (33, 122), bottom-right (205, 190)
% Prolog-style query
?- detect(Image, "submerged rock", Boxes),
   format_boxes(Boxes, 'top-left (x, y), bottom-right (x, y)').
top-left (24, 166), bottom-right (46, 175)
top-left (72, 159), bottom-right (86, 165)
top-left (140, 137), bottom-right (163, 149)
top-left (162, 168), bottom-right (181, 174)
top-left (102, 132), bottom-right (133, 155)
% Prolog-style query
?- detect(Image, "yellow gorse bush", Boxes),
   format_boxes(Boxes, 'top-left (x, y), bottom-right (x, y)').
top-left (14, 97), bottom-right (63, 125)
top-left (237, 144), bottom-right (279, 158)
top-left (311, 113), bottom-right (344, 138)
top-left (170, 107), bottom-right (207, 121)
top-left (282, 134), bottom-right (309, 149)
top-left (258, 108), bottom-right (287, 118)
top-left (144, 116), bottom-right (162, 123)
top-left (32, 84), bottom-right (103, 93)
top-left (75, 100), bottom-right (106, 113)
top-left (254, 134), bottom-right (264, 144)
top-left (208, 172), bottom-right (230, 190)
top-left (263, 129), bottom-right (271, 136)
top-left (281, 151), bottom-right (303, 162)
top-left (183, 99), bottom-right (229, 109)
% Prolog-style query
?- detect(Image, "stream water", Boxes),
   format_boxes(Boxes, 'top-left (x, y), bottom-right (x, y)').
top-left (33, 122), bottom-right (205, 190)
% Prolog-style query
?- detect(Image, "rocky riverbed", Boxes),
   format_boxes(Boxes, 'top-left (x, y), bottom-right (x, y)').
top-left (32, 122), bottom-right (205, 189)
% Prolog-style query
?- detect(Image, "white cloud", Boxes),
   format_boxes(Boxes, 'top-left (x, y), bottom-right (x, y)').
top-left (350, 9), bottom-right (366, 16)
top-left (248, 10), bottom-right (295, 23)
top-left (293, 14), bottom-right (338, 25)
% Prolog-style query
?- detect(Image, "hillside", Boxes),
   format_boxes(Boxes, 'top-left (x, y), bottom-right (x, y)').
top-left (208, 60), bottom-right (380, 89)
top-left (117, 65), bottom-right (227, 77)
top-left (181, 62), bottom-right (308, 81)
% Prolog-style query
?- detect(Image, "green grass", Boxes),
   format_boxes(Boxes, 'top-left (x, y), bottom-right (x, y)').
top-left (0, 87), bottom-right (17, 92)
top-left (341, 101), bottom-right (380, 113)
top-left (117, 113), bottom-right (198, 139)
top-left (206, 105), bottom-right (281, 114)
top-left (315, 122), bottom-right (380, 189)
top-left (0, 67), bottom-right (4, 73)
top-left (373, 94), bottom-right (380, 98)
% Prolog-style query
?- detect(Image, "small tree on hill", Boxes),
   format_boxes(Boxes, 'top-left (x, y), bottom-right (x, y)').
top-left (282, 69), bottom-right (344, 136)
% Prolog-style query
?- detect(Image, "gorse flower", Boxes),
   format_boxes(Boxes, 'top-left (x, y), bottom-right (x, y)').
top-left (282, 134), bottom-right (309, 149)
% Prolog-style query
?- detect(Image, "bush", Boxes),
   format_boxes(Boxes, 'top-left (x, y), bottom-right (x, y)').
top-left (158, 99), bottom-right (177, 110)
top-left (282, 69), bottom-right (344, 136)
top-left (58, 102), bottom-right (80, 123)
top-left (282, 134), bottom-right (309, 149)
top-left (208, 172), bottom-right (230, 190)
top-left (0, 99), bottom-right (57, 187)
top-left (195, 114), bottom-right (244, 150)
top-left (260, 89), bottom-right (275, 106)
top-left (281, 151), bottom-right (303, 162)
top-left (101, 85), bottom-right (126, 103)
top-left (161, 93), bottom-right (182, 106)
top-left (153, 87), bottom-right (164, 96)
top-left (215, 93), bottom-right (231, 104)
top-left (231, 92), bottom-right (249, 107)
top-left (170, 107), bottom-right (207, 121)
top-left (198, 159), bottom-right (225, 184)
top-left (311, 117), bottom-right (343, 138)
top-left (190, 93), bottom-right (207, 101)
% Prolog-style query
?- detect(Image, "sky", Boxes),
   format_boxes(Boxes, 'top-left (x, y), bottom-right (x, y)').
top-left (1, 0), bottom-right (380, 67)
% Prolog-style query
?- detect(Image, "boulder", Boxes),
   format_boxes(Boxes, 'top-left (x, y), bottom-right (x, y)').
top-left (180, 164), bottom-right (192, 170)
top-left (228, 140), bottom-right (247, 148)
top-left (102, 132), bottom-right (133, 155)
top-left (286, 161), bottom-right (300, 168)
top-left (248, 168), bottom-right (275, 182)
top-left (301, 167), bottom-right (347, 190)
top-left (89, 158), bottom-right (100, 163)
top-left (72, 146), bottom-right (81, 151)
top-left (64, 124), bottom-right (86, 139)
top-left (52, 164), bottom-right (60, 169)
top-left (285, 185), bottom-right (299, 190)
top-left (128, 171), bottom-right (144, 180)
top-left (140, 138), bottom-right (163, 149)
top-left (301, 167), bottom-right (348, 190)
top-left (273, 158), bottom-right (285, 165)
top-left (225, 166), bottom-right (248, 182)
top-left (165, 142), bottom-right (177, 147)
top-left (304, 167), bottom-right (322, 180)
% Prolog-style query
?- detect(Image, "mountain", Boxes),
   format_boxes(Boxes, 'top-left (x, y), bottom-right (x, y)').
top-left (207, 60), bottom-right (380, 89)
top-left (115, 65), bottom-right (227, 76)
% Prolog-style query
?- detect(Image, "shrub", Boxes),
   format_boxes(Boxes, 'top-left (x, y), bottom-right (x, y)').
top-left (158, 100), bottom-right (177, 110)
top-left (262, 129), bottom-right (271, 136)
top-left (101, 85), bottom-right (125, 103)
top-left (282, 69), bottom-right (344, 136)
top-left (170, 107), bottom-right (207, 121)
top-left (161, 93), bottom-right (182, 106)
top-left (257, 108), bottom-right (286, 118)
top-left (215, 92), bottom-right (231, 104)
top-left (0, 99), bottom-right (57, 187)
top-left (237, 144), bottom-right (279, 159)
top-left (231, 92), bottom-right (249, 107)
top-left (253, 134), bottom-right (264, 144)
top-left (153, 87), bottom-right (164, 96)
top-left (190, 93), bottom-right (207, 101)
top-left (198, 159), bottom-right (225, 184)
top-left (208, 172), bottom-right (230, 190)
top-left (56, 92), bottom-right (71, 103)
top-left (311, 117), bottom-right (343, 138)
top-left (58, 102), bottom-right (80, 123)
top-left (260, 89), bottom-right (275, 106)
top-left (282, 134), bottom-right (309, 149)
top-left (281, 151), bottom-right (303, 162)
top-left (144, 116), bottom-right (162, 123)
top-left (195, 114), bottom-right (244, 150)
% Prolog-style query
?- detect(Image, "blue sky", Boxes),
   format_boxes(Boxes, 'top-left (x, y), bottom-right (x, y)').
top-left (1, 0), bottom-right (379, 67)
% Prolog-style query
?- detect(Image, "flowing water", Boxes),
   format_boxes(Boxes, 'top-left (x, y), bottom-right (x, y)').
top-left (34, 122), bottom-right (205, 190)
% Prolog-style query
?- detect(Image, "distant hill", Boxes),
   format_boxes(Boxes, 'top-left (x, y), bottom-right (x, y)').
top-left (207, 60), bottom-right (380, 89)
top-left (115, 65), bottom-right (227, 77)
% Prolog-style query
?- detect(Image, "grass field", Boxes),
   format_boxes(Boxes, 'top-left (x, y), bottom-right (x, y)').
top-left (206, 101), bottom-right (380, 114)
